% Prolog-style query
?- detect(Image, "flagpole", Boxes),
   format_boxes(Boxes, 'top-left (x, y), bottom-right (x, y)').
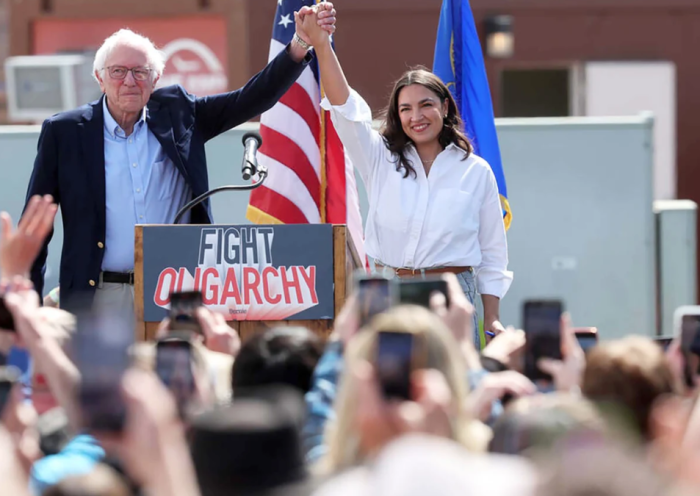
top-left (316, 0), bottom-right (328, 223)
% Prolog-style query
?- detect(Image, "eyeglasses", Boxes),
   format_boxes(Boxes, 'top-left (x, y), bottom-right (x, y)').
top-left (104, 65), bottom-right (152, 81)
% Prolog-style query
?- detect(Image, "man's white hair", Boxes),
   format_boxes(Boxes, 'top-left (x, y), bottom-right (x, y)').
top-left (92, 28), bottom-right (166, 83)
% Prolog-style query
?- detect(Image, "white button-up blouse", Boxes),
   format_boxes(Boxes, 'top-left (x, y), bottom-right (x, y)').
top-left (322, 90), bottom-right (513, 298)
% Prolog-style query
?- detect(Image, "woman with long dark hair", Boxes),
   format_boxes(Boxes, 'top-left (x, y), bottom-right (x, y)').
top-left (296, 9), bottom-right (512, 347)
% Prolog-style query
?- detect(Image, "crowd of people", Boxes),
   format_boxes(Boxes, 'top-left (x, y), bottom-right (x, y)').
top-left (1, 196), bottom-right (700, 496)
top-left (1, 2), bottom-right (699, 496)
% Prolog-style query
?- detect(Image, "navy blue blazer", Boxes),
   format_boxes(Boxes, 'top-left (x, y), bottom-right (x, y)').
top-left (25, 46), bottom-right (309, 304)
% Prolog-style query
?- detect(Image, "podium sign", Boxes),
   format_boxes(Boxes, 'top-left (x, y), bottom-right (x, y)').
top-left (141, 224), bottom-right (334, 321)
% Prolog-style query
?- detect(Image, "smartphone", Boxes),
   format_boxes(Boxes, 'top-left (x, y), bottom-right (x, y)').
top-left (0, 297), bottom-right (15, 332)
top-left (356, 276), bottom-right (395, 328)
top-left (169, 291), bottom-right (203, 334)
top-left (398, 277), bottom-right (449, 308)
top-left (574, 327), bottom-right (598, 354)
top-left (0, 366), bottom-right (20, 416)
top-left (675, 306), bottom-right (700, 355)
top-left (523, 300), bottom-right (563, 382)
top-left (74, 309), bottom-right (133, 433)
top-left (376, 331), bottom-right (424, 400)
top-left (155, 338), bottom-right (196, 417)
top-left (675, 306), bottom-right (700, 380)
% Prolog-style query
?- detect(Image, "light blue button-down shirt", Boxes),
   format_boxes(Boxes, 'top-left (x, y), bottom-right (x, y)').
top-left (102, 97), bottom-right (191, 272)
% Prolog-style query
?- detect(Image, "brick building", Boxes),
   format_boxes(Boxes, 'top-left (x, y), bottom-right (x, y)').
top-left (4, 0), bottom-right (700, 282)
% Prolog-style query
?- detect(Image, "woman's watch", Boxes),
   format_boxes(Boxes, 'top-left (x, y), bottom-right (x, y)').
top-left (293, 32), bottom-right (313, 51)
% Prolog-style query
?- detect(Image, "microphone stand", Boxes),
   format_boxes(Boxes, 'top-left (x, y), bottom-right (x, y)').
top-left (173, 165), bottom-right (268, 225)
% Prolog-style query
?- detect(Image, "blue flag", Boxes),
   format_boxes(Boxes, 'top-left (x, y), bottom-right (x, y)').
top-left (433, 0), bottom-right (511, 229)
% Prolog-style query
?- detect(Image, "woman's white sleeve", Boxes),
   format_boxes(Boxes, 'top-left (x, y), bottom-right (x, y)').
top-left (476, 167), bottom-right (513, 298)
top-left (321, 89), bottom-right (387, 185)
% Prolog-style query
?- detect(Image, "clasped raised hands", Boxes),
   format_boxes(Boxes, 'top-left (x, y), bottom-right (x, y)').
top-left (295, 3), bottom-right (335, 48)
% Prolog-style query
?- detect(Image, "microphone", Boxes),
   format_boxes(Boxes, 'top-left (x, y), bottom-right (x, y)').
top-left (241, 132), bottom-right (263, 181)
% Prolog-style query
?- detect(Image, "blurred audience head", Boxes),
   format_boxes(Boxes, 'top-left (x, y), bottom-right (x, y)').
top-left (323, 305), bottom-right (487, 473)
top-left (189, 385), bottom-right (316, 496)
top-left (314, 435), bottom-right (537, 496)
top-left (535, 439), bottom-right (683, 496)
top-left (489, 393), bottom-right (607, 457)
top-left (43, 463), bottom-right (133, 496)
top-left (582, 336), bottom-right (676, 441)
top-left (232, 326), bottom-right (323, 395)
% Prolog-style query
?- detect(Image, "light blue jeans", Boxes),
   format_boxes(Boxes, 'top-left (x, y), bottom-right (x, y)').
top-left (456, 269), bottom-right (481, 350)
top-left (368, 259), bottom-right (481, 350)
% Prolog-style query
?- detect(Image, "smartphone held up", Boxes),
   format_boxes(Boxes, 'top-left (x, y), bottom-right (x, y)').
top-left (168, 291), bottom-right (204, 334)
top-left (523, 300), bottom-right (563, 383)
top-left (356, 275), bottom-right (395, 328)
top-left (375, 331), bottom-right (426, 401)
top-left (74, 308), bottom-right (134, 433)
top-left (355, 272), bottom-right (450, 328)
top-left (674, 306), bottom-right (700, 379)
top-left (155, 337), bottom-right (197, 418)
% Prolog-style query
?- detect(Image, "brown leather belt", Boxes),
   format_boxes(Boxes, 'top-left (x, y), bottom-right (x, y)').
top-left (374, 263), bottom-right (472, 278)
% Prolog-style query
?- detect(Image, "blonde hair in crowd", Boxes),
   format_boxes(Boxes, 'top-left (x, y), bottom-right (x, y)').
top-left (320, 305), bottom-right (490, 473)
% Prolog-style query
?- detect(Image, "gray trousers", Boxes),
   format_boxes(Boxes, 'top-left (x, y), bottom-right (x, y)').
top-left (92, 278), bottom-right (136, 331)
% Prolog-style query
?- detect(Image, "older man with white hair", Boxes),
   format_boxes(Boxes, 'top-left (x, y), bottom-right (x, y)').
top-left (22, 4), bottom-right (337, 316)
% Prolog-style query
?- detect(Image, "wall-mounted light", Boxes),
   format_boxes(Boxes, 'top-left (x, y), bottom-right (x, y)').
top-left (484, 15), bottom-right (514, 59)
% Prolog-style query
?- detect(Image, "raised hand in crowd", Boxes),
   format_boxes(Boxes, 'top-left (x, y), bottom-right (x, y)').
top-left (0, 195), bottom-right (57, 278)
top-left (328, 291), bottom-right (360, 346)
top-left (1, 382), bottom-right (41, 475)
top-left (116, 368), bottom-right (201, 496)
top-left (481, 327), bottom-right (526, 371)
top-left (196, 307), bottom-right (241, 358)
top-left (156, 306), bottom-right (241, 358)
top-left (664, 336), bottom-right (696, 395)
top-left (466, 371), bottom-right (536, 422)
top-left (353, 361), bottom-right (454, 457)
top-left (0, 424), bottom-right (31, 496)
top-left (537, 313), bottom-right (586, 393)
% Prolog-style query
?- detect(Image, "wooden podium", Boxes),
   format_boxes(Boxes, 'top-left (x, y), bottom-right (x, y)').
top-left (134, 224), bottom-right (362, 342)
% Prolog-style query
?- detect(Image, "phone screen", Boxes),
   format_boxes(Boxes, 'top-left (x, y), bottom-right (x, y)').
top-left (524, 300), bottom-right (563, 382)
top-left (398, 278), bottom-right (449, 309)
top-left (74, 309), bottom-right (133, 433)
top-left (0, 297), bottom-right (15, 332)
top-left (376, 331), bottom-right (413, 400)
top-left (681, 314), bottom-right (700, 355)
top-left (169, 291), bottom-right (203, 334)
top-left (357, 278), bottom-right (394, 328)
top-left (155, 339), bottom-right (195, 416)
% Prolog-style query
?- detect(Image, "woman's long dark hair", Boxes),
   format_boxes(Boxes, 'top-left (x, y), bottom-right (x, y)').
top-left (380, 68), bottom-right (473, 178)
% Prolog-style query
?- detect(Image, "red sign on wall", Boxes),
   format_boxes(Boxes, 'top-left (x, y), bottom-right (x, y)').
top-left (33, 17), bottom-right (228, 96)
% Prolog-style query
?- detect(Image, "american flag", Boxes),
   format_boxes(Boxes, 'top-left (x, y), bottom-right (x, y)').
top-left (247, 0), bottom-right (365, 262)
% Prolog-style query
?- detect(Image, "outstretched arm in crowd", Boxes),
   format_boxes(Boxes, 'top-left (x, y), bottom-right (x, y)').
top-left (3, 278), bottom-right (81, 431)
top-left (0, 424), bottom-right (31, 496)
top-left (116, 369), bottom-right (202, 496)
